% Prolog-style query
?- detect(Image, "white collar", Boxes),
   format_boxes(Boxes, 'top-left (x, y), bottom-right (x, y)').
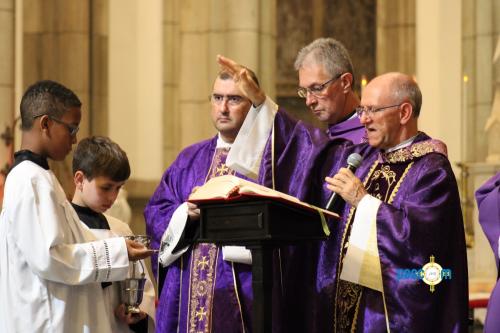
top-left (385, 134), bottom-right (418, 153)
top-left (347, 112), bottom-right (358, 120)
top-left (216, 133), bottom-right (233, 148)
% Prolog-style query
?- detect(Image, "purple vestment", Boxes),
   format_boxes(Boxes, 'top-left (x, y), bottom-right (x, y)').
top-left (144, 137), bottom-right (253, 333)
top-left (307, 132), bottom-right (469, 332)
top-left (475, 172), bottom-right (500, 333)
top-left (327, 116), bottom-right (366, 144)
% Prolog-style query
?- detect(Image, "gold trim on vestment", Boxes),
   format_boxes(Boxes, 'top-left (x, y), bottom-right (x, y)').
top-left (178, 256), bottom-right (183, 333)
top-left (388, 162), bottom-right (414, 205)
top-left (333, 160), bottom-right (379, 331)
top-left (231, 262), bottom-right (247, 333)
top-left (351, 287), bottom-right (363, 333)
top-left (334, 157), bottom-right (416, 332)
top-left (188, 244), bottom-right (218, 333)
top-left (380, 139), bottom-right (447, 164)
top-left (185, 147), bottom-right (241, 333)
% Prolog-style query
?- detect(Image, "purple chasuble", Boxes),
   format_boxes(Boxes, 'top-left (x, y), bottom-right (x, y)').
top-left (311, 132), bottom-right (468, 332)
top-left (145, 137), bottom-right (253, 333)
top-left (257, 110), bottom-right (352, 332)
top-left (326, 116), bottom-right (366, 144)
top-left (475, 172), bottom-right (500, 333)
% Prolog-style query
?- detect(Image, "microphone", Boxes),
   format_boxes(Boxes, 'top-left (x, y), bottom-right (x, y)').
top-left (325, 153), bottom-right (363, 213)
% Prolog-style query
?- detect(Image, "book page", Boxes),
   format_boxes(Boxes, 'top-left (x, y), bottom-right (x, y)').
top-left (188, 175), bottom-right (241, 201)
top-left (188, 175), bottom-right (338, 219)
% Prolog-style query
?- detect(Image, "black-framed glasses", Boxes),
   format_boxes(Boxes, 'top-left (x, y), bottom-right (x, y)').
top-left (355, 104), bottom-right (402, 118)
top-left (297, 74), bottom-right (342, 98)
top-left (33, 114), bottom-right (79, 136)
top-left (209, 94), bottom-right (247, 106)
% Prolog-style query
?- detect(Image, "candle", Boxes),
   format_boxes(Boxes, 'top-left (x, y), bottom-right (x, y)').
top-left (360, 75), bottom-right (368, 95)
top-left (461, 74), bottom-right (468, 161)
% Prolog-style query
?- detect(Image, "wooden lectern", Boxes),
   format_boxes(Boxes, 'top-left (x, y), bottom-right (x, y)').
top-left (197, 198), bottom-right (329, 333)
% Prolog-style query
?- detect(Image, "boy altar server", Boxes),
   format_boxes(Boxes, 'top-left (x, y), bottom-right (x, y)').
top-left (72, 136), bottom-right (156, 333)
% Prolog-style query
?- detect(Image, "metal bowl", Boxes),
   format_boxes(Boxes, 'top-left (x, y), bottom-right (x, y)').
top-left (125, 235), bottom-right (151, 248)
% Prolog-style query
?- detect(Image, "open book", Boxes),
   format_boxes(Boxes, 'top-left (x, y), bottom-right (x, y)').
top-left (188, 175), bottom-right (338, 219)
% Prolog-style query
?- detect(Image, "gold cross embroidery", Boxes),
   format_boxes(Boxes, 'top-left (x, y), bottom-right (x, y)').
top-left (197, 256), bottom-right (209, 270)
top-left (215, 163), bottom-right (229, 176)
top-left (195, 306), bottom-right (207, 321)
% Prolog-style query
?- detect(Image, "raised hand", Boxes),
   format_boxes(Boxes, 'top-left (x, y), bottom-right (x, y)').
top-left (217, 55), bottom-right (266, 107)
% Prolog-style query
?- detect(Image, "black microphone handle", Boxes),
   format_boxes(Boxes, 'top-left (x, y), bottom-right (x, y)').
top-left (325, 164), bottom-right (357, 212)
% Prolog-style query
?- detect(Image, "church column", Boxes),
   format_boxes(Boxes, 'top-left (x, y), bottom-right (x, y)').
top-left (176, 0), bottom-right (276, 149)
top-left (89, 0), bottom-right (109, 136)
top-left (162, 0), bottom-right (181, 166)
top-left (108, 0), bottom-right (164, 235)
top-left (108, 0), bottom-right (163, 181)
top-left (462, 0), bottom-right (497, 162)
top-left (416, 0), bottom-right (462, 169)
top-left (0, 0), bottom-right (15, 205)
top-left (376, 0), bottom-right (415, 75)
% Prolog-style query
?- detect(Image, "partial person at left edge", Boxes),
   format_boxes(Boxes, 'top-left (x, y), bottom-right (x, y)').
top-left (0, 80), bottom-right (153, 333)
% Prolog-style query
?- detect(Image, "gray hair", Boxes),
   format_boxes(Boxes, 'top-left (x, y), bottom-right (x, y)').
top-left (294, 38), bottom-right (355, 86)
top-left (392, 78), bottom-right (422, 117)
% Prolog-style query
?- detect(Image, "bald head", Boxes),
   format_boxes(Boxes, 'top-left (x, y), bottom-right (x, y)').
top-left (366, 72), bottom-right (422, 117)
top-left (360, 72), bottom-right (421, 149)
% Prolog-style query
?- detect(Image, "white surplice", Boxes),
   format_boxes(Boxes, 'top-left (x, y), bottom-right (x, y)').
top-left (0, 160), bottom-right (130, 332)
top-left (82, 214), bottom-right (156, 333)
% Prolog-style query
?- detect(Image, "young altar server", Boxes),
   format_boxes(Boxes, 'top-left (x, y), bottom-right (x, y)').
top-left (72, 135), bottom-right (156, 332)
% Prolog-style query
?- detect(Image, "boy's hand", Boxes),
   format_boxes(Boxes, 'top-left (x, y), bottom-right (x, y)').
top-left (126, 239), bottom-right (154, 261)
top-left (114, 303), bottom-right (147, 325)
top-left (217, 55), bottom-right (266, 107)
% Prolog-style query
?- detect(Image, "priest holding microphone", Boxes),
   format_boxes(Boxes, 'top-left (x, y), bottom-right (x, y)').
top-left (320, 72), bottom-right (468, 332)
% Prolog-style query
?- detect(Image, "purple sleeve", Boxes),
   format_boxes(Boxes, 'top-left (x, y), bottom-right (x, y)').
top-left (144, 165), bottom-right (186, 276)
top-left (144, 139), bottom-right (215, 277)
top-left (475, 172), bottom-right (500, 265)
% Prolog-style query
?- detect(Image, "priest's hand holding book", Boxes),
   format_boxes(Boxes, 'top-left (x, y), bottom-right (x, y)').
top-left (187, 186), bottom-right (201, 221)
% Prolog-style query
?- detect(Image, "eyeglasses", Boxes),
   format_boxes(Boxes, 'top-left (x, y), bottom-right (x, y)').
top-left (49, 116), bottom-right (79, 136)
top-left (297, 74), bottom-right (342, 98)
top-left (355, 104), bottom-right (402, 118)
top-left (33, 114), bottom-right (79, 136)
top-left (209, 94), bottom-right (248, 106)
